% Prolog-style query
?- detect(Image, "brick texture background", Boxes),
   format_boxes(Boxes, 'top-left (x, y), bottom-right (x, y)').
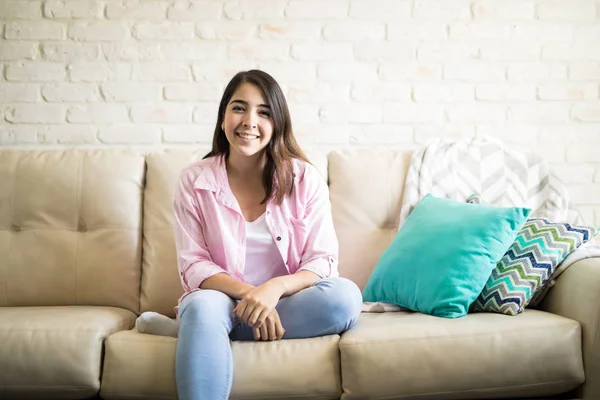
top-left (0, 0), bottom-right (599, 225)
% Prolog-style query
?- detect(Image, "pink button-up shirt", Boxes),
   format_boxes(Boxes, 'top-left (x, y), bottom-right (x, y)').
top-left (173, 154), bottom-right (339, 303)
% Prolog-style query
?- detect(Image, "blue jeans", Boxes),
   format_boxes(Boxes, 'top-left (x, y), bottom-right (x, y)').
top-left (175, 277), bottom-right (363, 400)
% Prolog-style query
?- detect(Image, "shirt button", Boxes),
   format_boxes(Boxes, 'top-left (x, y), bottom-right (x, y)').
top-left (276, 236), bottom-right (281, 241)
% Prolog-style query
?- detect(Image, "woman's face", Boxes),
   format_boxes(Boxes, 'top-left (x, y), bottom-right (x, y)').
top-left (221, 82), bottom-right (274, 160)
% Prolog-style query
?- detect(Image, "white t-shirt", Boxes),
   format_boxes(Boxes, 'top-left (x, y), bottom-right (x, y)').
top-left (244, 213), bottom-right (289, 286)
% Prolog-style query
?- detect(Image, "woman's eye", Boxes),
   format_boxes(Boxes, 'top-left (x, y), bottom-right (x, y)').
top-left (232, 106), bottom-right (244, 112)
top-left (259, 110), bottom-right (271, 117)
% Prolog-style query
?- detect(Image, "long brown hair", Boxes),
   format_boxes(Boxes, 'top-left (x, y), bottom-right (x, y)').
top-left (204, 70), bottom-right (310, 205)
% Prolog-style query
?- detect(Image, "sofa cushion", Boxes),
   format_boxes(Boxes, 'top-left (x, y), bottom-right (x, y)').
top-left (100, 330), bottom-right (341, 400)
top-left (141, 148), bottom-right (328, 317)
top-left (472, 218), bottom-right (597, 315)
top-left (339, 311), bottom-right (584, 400)
top-left (0, 306), bottom-right (135, 400)
top-left (363, 194), bottom-right (530, 318)
top-left (328, 149), bottom-right (412, 290)
top-left (0, 150), bottom-right (145, 312)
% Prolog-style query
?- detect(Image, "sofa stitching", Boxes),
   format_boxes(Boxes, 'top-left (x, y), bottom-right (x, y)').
top-left (339, 321), bottom-right (580, 347)
top-left (5, 155), bottom-right (21, 306)
top-left (0, 316), bottom-right (135, 334)
top-left (365, 379), bottom-right (583, 399)
top-left (73, 154), bottom-right (83, 305)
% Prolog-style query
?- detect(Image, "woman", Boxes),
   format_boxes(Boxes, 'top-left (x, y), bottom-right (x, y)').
top-left (158, 69), bottom-right (362, 399)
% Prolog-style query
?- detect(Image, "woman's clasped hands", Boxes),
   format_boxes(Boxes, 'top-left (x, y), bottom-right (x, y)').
top-left (233, 280), bottom-right (286, 341)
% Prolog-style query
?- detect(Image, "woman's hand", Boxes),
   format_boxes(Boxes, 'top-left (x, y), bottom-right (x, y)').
top-left (253, 309), bottom-right (285, 341)
top-left (234, 280), bottom-right (285, 329)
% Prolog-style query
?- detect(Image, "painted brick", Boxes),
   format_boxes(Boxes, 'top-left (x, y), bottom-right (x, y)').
top-left (388, 22), bottom-right (447, 41)
top-left (6, 62), bottom-right (66, 82)
top-left (197, 22), bottom-right (257, 40)
top-left (42, 83), bottom-right (100, 102)
top-left (69, 21), bottom-right (129, 41)
top-left (3, 1), bottom-right (43, 19)
top-left (323, 22), bottom-right (385, 41)
top-left (349, 0), bottom-right (411, 19)
top-left (44, 1), bottom-right (103, 19)
top-left (99, 125), bottom-right (161, 144)
top-left (0, 83), bottom-right (40, 102)
top-left (476, 84), bottom-right (536, 101)
top-left (131, 62), bottom-right (191, 81)
top-left (164, 83), bottom-right (223, 101)
top-left (162, 125), bottom-right (214, 143)
top-left (380, 63), bottom-right (442, 81)
top-left (355, 43), bottom-right (413, 62)
top-left (168, 1), bottom-right (221, 20)
top-left (383, 103), bottom-right (444, 123)
top-left (38, 125), bottom-right (97, 144)
top-left (414, 83), bottom-right (474, 102)
top-left (352, 82), bottom-right (411, 102)
top-left (67, 104), bottom-right (130, 123)
top-left (572, 103), bottom-right (600, 121)
top-left (106, 1), bottom-right (167, 20)
top-left (224, 1), bottom-right (285, 19)
top-left (42, 43), bottom-right (100, 62)
top-left (162, 43), bottom-right (227, 61)
top-left (538, 83), bottom-right (599, 100)
top-left (5, 21), bottom-right (65, 40)
top-left (0, 42), bottom-right (37, 61)
top-left (131, 105), bottom-right (192, 123)
top-left (101, 82), bottom-right (161, 102)
top-left (5, 104), bottom-right (65, 123)
top-left (134, 22), bottom-right (195, 40)
top-left (68, 62), bottom-right (132, 82)
top-left (293, 44), bottom-right (353, 61)
top-left (259, 23), bottom-right (320, 40)
top-left (286, 0), bottom-right (348, 19)
top-left (446, 104), bottom-right (506, 122)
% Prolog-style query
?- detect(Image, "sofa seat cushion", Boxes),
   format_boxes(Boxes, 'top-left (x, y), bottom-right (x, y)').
top-left (340, 311), bottom-right (584, 400)
top-left (101, 329), bottom-right (342, 400)
top-left (0, 306), bottom-right (135, 400)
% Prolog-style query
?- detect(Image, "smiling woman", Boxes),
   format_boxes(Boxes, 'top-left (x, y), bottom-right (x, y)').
top-left (222, 85), bottom-right (274, 159)
top-left (142, 69), bottom-right (364, 400)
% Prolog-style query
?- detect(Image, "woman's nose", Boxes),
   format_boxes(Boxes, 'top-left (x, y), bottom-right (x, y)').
top-left (242, 112), bottom-right (257, 128)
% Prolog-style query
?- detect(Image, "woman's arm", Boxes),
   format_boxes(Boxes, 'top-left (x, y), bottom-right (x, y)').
top-left (200, 273), bottom-right (255, 300)
top-left (267, 270), bottom-right (320, 298)
top-left (294, 164), bottom-right (340, 279)
top-left (173, 169), bottom-right (239, 293)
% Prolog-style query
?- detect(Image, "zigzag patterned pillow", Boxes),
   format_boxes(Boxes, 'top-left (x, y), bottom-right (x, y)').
top-left (467, 195), bottom-right (597, 315)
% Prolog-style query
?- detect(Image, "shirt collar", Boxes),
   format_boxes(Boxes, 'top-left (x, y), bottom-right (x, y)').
top-left (192, 153), bottom-right (228, 193)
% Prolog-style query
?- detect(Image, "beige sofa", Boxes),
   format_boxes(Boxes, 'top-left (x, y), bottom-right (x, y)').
top-left (0, 148), bottom-right (598, 400)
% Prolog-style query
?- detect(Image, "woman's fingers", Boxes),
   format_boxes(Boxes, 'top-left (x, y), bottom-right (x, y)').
top-left (248, 306), bottom-right (267, 328)
top-left (275, 316), bottom-right (285, 340)
top-left (259, 322), bottom-right (269, 341)
top-left (267, 316), bottom-right (277, 341)
top-left (253, 327), bottom-right (261, 341)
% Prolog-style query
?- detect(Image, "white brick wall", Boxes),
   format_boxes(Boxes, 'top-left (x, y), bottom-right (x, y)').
top-left (0, 0), bottom-right (599, 226)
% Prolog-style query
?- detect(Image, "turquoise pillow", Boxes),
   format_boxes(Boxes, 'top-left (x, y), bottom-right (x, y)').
top-left (363, 194), bottom-right (531, 318)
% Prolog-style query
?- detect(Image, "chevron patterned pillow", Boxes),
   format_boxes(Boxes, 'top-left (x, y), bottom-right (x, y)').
top-left (468, 195), bottom-right (597, 315)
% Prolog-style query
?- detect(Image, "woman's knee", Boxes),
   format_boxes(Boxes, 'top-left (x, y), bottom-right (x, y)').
top-left (315, 277), bottom-right (363, 324)
top-left (179, 290), bottom-right (235, 325)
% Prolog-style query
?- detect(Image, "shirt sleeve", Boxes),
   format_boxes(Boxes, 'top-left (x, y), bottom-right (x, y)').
top-left (296, 164), bottom-right (340, 279)
top-left (173, 169), bottom-right (228, 291)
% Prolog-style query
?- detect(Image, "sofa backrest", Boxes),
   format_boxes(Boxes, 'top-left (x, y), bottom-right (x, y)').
top-left (140, 148), bottom-right (408, 317)
top-left (329, 150), bottom-right (412, 289)
top-left (0, 150), bottom-right (144, 313)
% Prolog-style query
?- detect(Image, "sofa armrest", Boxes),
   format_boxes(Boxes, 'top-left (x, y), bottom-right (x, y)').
top-left (540, 257), bottom-right (600, 400)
